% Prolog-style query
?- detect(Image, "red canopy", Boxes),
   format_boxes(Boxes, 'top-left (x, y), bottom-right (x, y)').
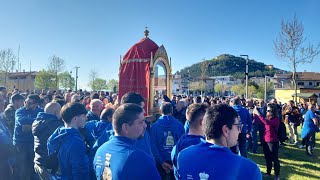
top-left (119, 38), bottom-right (159, 115)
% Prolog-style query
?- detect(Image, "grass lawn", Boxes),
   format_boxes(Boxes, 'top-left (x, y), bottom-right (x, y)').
top-left (248, 127), bottom-right (320, 180)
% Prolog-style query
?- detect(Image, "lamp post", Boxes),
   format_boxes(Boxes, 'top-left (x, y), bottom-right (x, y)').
top-left (70, 66), bottom-right (80, 91)
top-left (240, 55), bottom-right (249, 99)
top-left (264, 76), bottom-right (271, 102)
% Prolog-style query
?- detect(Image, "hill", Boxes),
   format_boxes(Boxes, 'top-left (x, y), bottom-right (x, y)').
top-left (176, 54), bottom-right (285, 80)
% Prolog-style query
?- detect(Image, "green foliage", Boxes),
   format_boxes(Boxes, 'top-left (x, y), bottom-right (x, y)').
top-left (47, 55), bottom-right (65, 89)
top-left (0, 49), bottom-right (16, 86)
top-left (178, 54), bottom-right (282, 80)
top-left (91, 78), bottom-right (107, 91)
top-left (214, 84), bottom-right (229, 96)
top-left (34, 69), bottom-right (56, 90)
top-left (231, 84), bottom-right (245, 96)
top-left (58, 71), bottom-right (75, 90)
top-left (189, 81), bottom-right (206, 91)
top-left (106, 79), bottom-right (119, 92)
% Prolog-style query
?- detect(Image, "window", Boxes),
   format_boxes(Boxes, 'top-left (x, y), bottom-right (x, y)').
top-left (317, 82), bottom-right (320, 86)
top-left (297, 82), bottom-right (304, 86)
top-left (309, 82), bottom-right (313, 86)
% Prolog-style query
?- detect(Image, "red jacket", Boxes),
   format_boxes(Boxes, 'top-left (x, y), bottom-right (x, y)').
top-left (255, 115), bottom-right (280, 142)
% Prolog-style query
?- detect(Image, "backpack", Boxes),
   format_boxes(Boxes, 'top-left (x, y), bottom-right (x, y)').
top-left (277, 122), bottom-right (287, 142)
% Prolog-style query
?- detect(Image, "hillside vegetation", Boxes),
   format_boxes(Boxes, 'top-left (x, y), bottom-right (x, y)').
top-left (176, 54), bottom-right (284, 79)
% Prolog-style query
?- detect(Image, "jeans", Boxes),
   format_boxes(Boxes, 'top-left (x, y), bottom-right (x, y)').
top-left (263, 141), bottom-right (280, 176)
top-left (15, 143), bottom-right (36, 180)
top-left (231, 133), bottom-right (247, 158)
top-left (287, 123), bottom-right (298, 144)
top-left (304, 132), bottom-right (316, 154)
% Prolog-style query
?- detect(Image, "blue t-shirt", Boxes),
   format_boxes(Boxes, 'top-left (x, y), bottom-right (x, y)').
top-left (171, 134), bottom-right (204, 179)
top-left (93, 136), bottom-right (161, 180)
top-left (301, 110), bottom-right (318, 138)
top-left (177, 139), bottom-right (262, 180)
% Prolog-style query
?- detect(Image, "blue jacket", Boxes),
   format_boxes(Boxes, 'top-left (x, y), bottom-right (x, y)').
top-left (86, 110), bottom-right (99, 121)
top-left (83, 120), bottom-right (98, 148)
top-left (92, 122), bottom-right (153, 158)
top-left (32, 112), bottom-right (63, 167)
top-left (47, 127), bottom-right (90, 180)
top-left (13, 106), bottom-right (43, 145)
top-left (84, 120), bottom-right (112, 148)
top-left (93, 136), bottom-right (161, 180)
top-left (301, 110), bottom-right (318, 139)
top-left (184, 121), bottom-right (189, 134)
top-left (177, 140), bottom-right (262, 180)
top-left (233, 105), bottom-right (252, 133)
top-left (171, 134), bottom-right (204, 179)
top-left (94, 120), bottom-right (112, 138)
top-left (150, 115), bottom-right (184, 165)
top-left (0, 119), bottom-right (15, 170)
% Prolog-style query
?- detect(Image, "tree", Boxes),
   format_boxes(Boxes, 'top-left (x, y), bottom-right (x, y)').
top-left (231, 84), bottom-right (246, 97)
top-left (189, 81), bottom-right (206, 92)
top-left (200, 59), bottom-right (209, 96)
top-left (214, 84), bottom-right (229, 96)
top-left (88, 69), bottom-right (99, 91)
top-left (58, 71), bottom-right (75, 90)
top-left (91, 78), bottom-right (107, 91)
top-left (0, 49), bottom-right (16, 86)
top-left (34, 69), bottom-right (55, 90)
top-left (274, 14), bottom-right (320, 103)
top-left (47, 55), bottom-right (65, 90)
top-left (106, 79), bottom-right (119, 92)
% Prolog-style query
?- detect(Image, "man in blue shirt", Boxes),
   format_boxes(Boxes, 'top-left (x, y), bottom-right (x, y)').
top-left (13, 94), bottom-right (43, 180)
top-left (92, 92), bottom-right (153, 158)
top-left (171, 103), bottom-right (207, 179)
top-left (94, 103), bottom-right (161, 180)
top-left (47, 102), bottom-right (90, 179)
top-left (231, 97), bottom-right (252, 157)
top-left (301, 104), bottom-right (319, 156)
top-left (150, 102), bottom-right (184, 179)
top-left (177, 104), bottom-right (262, 180)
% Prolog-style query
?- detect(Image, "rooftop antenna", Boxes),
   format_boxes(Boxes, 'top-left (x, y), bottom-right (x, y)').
top-left (17, 45), bottom-right (20, 72)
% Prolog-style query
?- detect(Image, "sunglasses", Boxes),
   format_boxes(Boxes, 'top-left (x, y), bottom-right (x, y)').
top-left (233, 123), bottom-right (243, 131)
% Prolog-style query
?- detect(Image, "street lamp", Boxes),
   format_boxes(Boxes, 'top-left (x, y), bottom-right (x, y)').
top-left (70, 66), bottom-right (80, 91)
top-left (240, 55), bottom-right (249, 99)
top-left (264, 75), bottom-right (273, 102)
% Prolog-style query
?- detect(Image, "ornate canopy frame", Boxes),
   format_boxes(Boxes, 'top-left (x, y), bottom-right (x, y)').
top-left (149, 45), bottom-right (172, 115)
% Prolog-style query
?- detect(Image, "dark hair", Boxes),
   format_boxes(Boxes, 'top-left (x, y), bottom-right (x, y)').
top-left (27, 94), bottom-right (41, 104)
top-left (195, 96), bottom-right (202, 103)
top-left (53, 98), bottom-right (66, 107)
top-left (60, 102), bottom-right (87, 124)
top-left (91, 92), bottom-right (99, 100)
top-left (267, 104), bottom-right (278, 118)
top-left (11, 94), bottom-right (25, 102)
top-left (203, 104), bottom-right (238, 139)
top-left (120, 92), bottom-right (145, 105)
top-left (100, 107), bottom-right (115, 121)
top-left (112, 103), bottom-right (144, 134)
top-left (186, 103), bottom-right (208, 125)
top-left (161, 102), bottom-right (173, 115)
top-left (233, 97), bottom-right (241, 105)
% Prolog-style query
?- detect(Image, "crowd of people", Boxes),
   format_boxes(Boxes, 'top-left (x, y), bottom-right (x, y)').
top-left (0, 86), bottom-right (319, 180)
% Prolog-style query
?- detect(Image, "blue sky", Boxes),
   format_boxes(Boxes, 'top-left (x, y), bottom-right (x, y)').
top-left (1, 0), bottom-right (320, 90)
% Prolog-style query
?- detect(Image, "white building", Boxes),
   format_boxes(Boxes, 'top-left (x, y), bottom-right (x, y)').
top-left (172, 74), bottom-right (184, 94)
top-left (210, 75), bottom-right (241, 86)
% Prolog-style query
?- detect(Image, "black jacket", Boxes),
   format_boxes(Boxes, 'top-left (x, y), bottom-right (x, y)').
top-left (32, 112), bottom-right (63, 166)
